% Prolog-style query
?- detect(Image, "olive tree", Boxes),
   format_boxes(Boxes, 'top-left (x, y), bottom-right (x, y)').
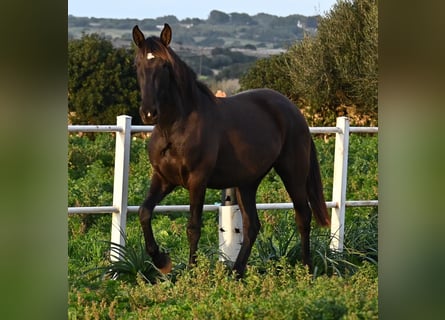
top-left (240, 0), bottom-right (378, 126)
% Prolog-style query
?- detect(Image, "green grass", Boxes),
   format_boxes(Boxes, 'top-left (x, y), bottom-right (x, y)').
top-left (69, 253), bottom-right (377, 319)
top-left (68, 133), bottom-right (378, 318)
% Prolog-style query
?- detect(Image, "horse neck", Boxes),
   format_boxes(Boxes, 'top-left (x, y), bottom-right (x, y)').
top-left (155, 82), bottom-right (198, 129)
top-left (155, 52), bottom-right (216, 130)
top-left (171, 54), bottom-right (216, 113)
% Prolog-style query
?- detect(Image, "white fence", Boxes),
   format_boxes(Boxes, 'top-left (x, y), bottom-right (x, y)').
top-left (68, 116), bottom-right (378, 259)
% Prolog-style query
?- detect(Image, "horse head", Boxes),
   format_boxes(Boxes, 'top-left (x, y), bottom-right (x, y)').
top-left (132, 24), bottom-right (175, 125)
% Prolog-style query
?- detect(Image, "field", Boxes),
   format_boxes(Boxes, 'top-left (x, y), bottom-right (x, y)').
top-left (68, 133), bottom-right (378, 319)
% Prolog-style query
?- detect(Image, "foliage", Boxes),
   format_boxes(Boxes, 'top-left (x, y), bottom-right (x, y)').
top-left (68, 134), bottom-right (115, 207)
top-left (252, 201), bottom-right (377, 278)
top-left (238, 53), bottom-right (298, 102)
top-left (68, 132), bottom-right (378, 317)
top-left (178, 47), bottom-right (257, 80)
top-left (230, 12), bottom-right (257, 26)
top-left (289, 0), bottom-right (378, 126)
top-left (88, 235), bottom-right (161, 284)
top-left (240, 0), bottom-right (378, 126)
top-left (68, 34), bottom-right (141, 125)
top-left (69, 255), bottom-right (377, 319)
top-left (208, 10), bottom-right (230, 24)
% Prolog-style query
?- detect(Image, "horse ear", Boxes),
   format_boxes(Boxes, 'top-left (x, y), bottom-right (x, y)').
top-left (160, 23), bottom-right (172, 46)
top-left (132, 25), bottom-right (145, 48)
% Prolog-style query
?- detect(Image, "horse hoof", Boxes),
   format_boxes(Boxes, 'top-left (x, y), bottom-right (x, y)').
top-left (154, 252), bottom-right (172, 274)
top-left (159, 259), bottom-right (172, 274)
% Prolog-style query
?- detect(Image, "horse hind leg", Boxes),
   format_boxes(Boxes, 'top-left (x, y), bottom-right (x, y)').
top-left (291, 190), bottom-right (313, 269)
top-left (232, 185), bottom-right (261, 278)
top-left (275, 163), bottom-right (313, 270)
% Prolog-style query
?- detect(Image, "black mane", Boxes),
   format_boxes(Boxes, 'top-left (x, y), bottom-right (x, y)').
top-left (166, 45), bottom-right (217, 104)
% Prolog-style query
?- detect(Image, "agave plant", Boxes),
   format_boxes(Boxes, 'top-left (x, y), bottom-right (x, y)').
top-left (85, 228), bottom-right (162, 284)
top-left (253, 209), bottom-right (378, 278)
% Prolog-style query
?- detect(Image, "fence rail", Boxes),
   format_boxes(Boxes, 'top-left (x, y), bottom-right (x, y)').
top-left (68, 116), bottom-right (378, 257)
top-left (67, 200), bottom-right (379, 216)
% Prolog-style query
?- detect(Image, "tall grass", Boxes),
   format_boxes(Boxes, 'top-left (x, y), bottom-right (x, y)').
top-left (69, 253), bottom-right (378, 319)
top-left (68, 133), bottom-right (378, 317)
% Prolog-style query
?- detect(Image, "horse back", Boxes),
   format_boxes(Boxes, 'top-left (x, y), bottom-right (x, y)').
top-left (218, 88), bottom-right (309, 136)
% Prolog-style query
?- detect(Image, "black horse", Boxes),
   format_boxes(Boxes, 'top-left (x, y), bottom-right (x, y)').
top-left (133, 24), bottom-right (330, 277)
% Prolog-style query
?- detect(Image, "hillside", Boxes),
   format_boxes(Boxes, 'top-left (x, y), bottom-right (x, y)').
top-left (68, 11), bottom-right (320, 92)
top-left (68, 10), bottom-right (319, 53)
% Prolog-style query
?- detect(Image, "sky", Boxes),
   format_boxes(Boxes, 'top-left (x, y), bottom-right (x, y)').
top-left (68, 0), bottom-right (338, 20)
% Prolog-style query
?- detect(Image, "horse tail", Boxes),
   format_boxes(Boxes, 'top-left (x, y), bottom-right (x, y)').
top-left (307, 138), bottom-right (331, 227)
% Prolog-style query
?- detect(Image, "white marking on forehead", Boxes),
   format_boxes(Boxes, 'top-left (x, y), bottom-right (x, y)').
top-left (146, 52), bottom-right (155, 60)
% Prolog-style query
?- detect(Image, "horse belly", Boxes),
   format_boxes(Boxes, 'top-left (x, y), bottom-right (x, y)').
top-left (206, 135), bottom-right (281, 189)
top-left (206, 166), bottom-right (270, 189)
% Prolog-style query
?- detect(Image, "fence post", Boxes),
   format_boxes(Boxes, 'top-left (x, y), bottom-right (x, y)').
top-left (330, 117), bottom-right (350, 252)
top-left (110, 115), bottom-right (132, 261)
top-left (219, 188), bottom-right (243, 263)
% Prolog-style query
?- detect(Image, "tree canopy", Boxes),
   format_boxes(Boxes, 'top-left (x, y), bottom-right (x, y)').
top-left (68, 34), bottom-right (141, 125)
top-left (208, 10), bottom-right (230, 24)
top-left (240, 0), bottom-right (378, 126)
top-left (238, 53), bottom-right (297, 102)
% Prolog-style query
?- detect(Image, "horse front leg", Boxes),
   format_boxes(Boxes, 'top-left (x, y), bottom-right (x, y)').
top-left (139, 172), bottom-right (175, 274)
top-left (186, 182), bottom-right (207, 267)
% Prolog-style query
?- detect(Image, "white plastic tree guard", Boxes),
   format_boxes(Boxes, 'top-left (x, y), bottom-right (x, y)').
top-left (218, 189), bottom-right (242, 262)
top-left (219, 205), bottom-right (243, 262)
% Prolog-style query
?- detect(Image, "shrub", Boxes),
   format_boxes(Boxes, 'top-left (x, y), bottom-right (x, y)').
top-left (240, 0), bottom-right (378, 126)
top-left (68, 34), bottom-right (141, 125)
